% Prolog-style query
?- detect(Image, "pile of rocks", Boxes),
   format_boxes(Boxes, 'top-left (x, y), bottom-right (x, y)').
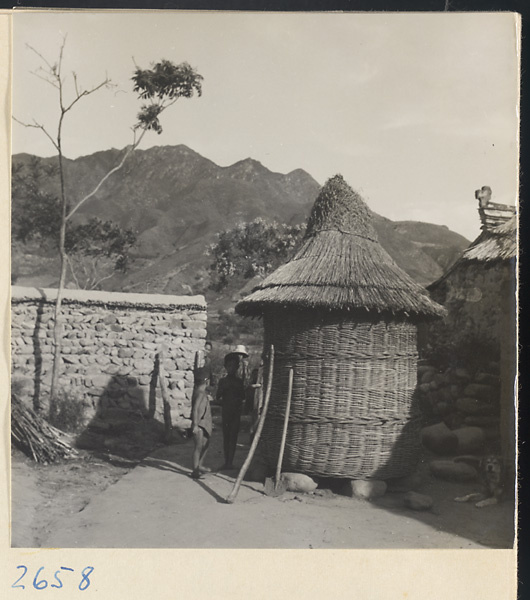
top-left (417, 361), bottom-right (502, 487)
top-left (417, 362), bottom-right (501, 447)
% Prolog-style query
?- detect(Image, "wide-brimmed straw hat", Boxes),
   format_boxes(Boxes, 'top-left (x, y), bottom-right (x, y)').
top-left (225, 344), bottom-right (249, 358)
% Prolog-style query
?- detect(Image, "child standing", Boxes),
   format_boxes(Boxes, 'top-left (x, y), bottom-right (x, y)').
top-left (216, 350), bottom-right (247, 470)
top-left (190, 343), bottom-right (213, 479)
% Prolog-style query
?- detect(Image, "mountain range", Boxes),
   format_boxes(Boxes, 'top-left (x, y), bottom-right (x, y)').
top-left (11, 145), bottom-right (470, 303)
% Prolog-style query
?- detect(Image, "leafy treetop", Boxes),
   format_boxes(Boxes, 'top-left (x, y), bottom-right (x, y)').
top-left (132, 60), bottom-right (203, 135)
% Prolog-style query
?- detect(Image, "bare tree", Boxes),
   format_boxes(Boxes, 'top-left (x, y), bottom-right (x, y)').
top-left (14, 37), bottom-right (203, 403)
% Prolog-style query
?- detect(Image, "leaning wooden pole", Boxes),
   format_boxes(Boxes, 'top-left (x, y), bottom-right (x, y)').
top-left (225, 345), bottom-right (275, 504)
top-left (274, 368), bottom-right (294, 490)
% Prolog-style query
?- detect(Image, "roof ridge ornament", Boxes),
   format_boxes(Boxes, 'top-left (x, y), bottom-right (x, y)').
top-left (475, 186), bottom-right (516, 231)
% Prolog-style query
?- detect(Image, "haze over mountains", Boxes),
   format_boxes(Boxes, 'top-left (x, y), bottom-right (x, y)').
top-left (12, 144), bottom-right (470, 299)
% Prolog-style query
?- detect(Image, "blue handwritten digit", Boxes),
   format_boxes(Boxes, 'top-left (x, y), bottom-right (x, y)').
top-left (33, 566), bottom-right (48, 590)
top-left (79, 566), bottom-right (94, 591)
top-left (51, 567), bottom-right (74, 589)
top-left (51, 570), bottom-right (63, 589)
top-left (12, 565), bottom-right (27, 589)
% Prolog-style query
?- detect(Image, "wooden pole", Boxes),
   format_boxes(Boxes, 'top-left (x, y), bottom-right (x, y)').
top-left (274, 368), bottom-right (293, 490)
top-left (225, 345), bottom-right (275, 504)
top-left (157, 350), bottom-right (172, 441)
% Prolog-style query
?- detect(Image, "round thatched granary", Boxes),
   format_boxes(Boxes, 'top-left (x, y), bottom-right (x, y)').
top-left (236, 175), bottom-right (445, 479)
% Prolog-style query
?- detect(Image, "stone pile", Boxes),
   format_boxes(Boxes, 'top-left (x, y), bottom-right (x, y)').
top-left (418, 361), bottom-right (501, 484)
top-left (11, 287), bottom-right (207, 429)
top-left (418, 362), bottom-right (501, 449)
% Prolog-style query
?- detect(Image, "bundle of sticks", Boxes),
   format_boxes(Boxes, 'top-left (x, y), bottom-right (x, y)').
top-left (11, 394), bottom-right (77, 464)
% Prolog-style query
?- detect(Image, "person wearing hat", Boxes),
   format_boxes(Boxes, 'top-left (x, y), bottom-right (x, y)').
top-left (230, 345), bottom-right (249, 384)
top-left (216, 345), bottom-right (248, 470)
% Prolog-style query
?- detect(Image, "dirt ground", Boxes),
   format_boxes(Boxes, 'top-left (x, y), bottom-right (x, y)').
top-left (10, 447), bottom-right (134, 548)
top-left (10, 408), bottom-right (167, 548)
top-left (10, 412), bottom-right (515, 549)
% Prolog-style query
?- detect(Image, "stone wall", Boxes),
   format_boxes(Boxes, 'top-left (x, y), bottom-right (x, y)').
top-left (420, 258), bottom-right (516, 472)
top-left (418, 361), bottom-right (501, 442)
top-left (11, 286), bottom-right (207, 428)
top-left (426, 260), bottom-right (515, 361)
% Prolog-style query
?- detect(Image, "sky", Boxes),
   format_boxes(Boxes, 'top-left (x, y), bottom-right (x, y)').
top-left (11, 10), bottom-right (520, 240)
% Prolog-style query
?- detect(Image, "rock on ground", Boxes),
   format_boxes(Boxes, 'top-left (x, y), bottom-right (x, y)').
top-left (421, 421), bottom-right (458, 455)
top-left (453, 427), bottom-right (485, 454)
top-left (430, 460), bottom-right (478, 482)
top-left (345, 479), bottom-right (387, 500)
top-left (280, 472), bottom-right (318, 493)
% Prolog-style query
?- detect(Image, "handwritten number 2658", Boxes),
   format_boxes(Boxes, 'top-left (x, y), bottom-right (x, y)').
top-left (12, 565), bottom-right (94, 591)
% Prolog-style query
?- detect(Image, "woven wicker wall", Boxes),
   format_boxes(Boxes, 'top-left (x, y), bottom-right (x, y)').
top-left (261, 310), bottom-right (421, 479)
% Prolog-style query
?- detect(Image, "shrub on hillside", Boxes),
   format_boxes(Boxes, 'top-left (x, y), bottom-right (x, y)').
top-left (208, 309), bottom-right (263, 347)
top-left (209, 218), bottom-right (304, 290)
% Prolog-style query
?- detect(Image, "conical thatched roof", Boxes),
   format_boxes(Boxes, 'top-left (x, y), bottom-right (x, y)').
top-left (236, 175), bottom-right (445, 319)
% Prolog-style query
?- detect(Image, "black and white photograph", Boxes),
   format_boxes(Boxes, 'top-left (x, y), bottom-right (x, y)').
top-left (8, 9), bottom-right (518, 557)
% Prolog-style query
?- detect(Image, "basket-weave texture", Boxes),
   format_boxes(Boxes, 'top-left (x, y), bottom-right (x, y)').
top-left (261, 310), bottom-right (421, 479)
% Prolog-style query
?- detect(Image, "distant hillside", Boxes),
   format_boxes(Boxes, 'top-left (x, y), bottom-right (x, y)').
top-left (11, 145), bottom-right (469, 295)
top-left (391, 220), bottom-right (471, 273)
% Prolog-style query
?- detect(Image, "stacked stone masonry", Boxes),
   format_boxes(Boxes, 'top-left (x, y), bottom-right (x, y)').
top-left (417, 361), bottom-right (501, 450)
top-left (11, 286), bottom-right (207, 428)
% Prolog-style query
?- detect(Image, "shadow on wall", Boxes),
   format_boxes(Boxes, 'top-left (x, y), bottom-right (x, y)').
top-left (12, 293), bottom-right (182, 462)
top-left (10, 291), bottom-right (48, 413)
top-left (75, 369), bottom-right (168, 462)
top-left (31, 293), bottom-right (46, 413)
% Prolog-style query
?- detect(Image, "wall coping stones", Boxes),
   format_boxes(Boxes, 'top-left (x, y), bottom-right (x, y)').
top-left (11, 286), bottom-right (206, 311)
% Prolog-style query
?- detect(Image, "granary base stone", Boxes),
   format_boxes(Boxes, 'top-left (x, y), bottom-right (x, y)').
top-left (345, 480), bottom-right (387, 500)
top-left (280, 473), bottom-right (318, 493)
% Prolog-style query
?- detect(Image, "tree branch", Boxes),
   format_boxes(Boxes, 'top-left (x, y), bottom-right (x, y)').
top-left (65, 253), bottom-right (81, 289)
top-left (91, 271), bottom-right (115, 290)
top-left (73, 255), bottom-right (91, 288)
top-left (66, 127), bottom-right (147, 221)
top-left (72, 71), bottom-right (79, 97)
top-left (57, 34), bottom-right (67, 77)
top-left (12, 116), bottom-right (60, 152)
top-left (63, 78), bottom-right (112, 114)
top-left (26, 42), bottom-right (55, 72)
top-left (29, 68), bottom-right (60, 89)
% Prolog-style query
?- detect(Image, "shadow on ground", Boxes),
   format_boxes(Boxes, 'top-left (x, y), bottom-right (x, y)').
top-left (369, 454), bottom-right (515, 549)
top-left (139, 409), bottom-right (515, 548)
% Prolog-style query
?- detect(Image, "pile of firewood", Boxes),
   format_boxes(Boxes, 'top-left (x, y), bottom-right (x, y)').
top-left (11, 394), bottom-right (77, 464)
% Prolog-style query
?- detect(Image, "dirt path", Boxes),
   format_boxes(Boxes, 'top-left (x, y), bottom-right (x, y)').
top-left (36, 423), bottom-right (512, 549)
top-left (40, 448), bottom-right (480, 549)
top-left (11, 413), bottom-right (514, 549)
